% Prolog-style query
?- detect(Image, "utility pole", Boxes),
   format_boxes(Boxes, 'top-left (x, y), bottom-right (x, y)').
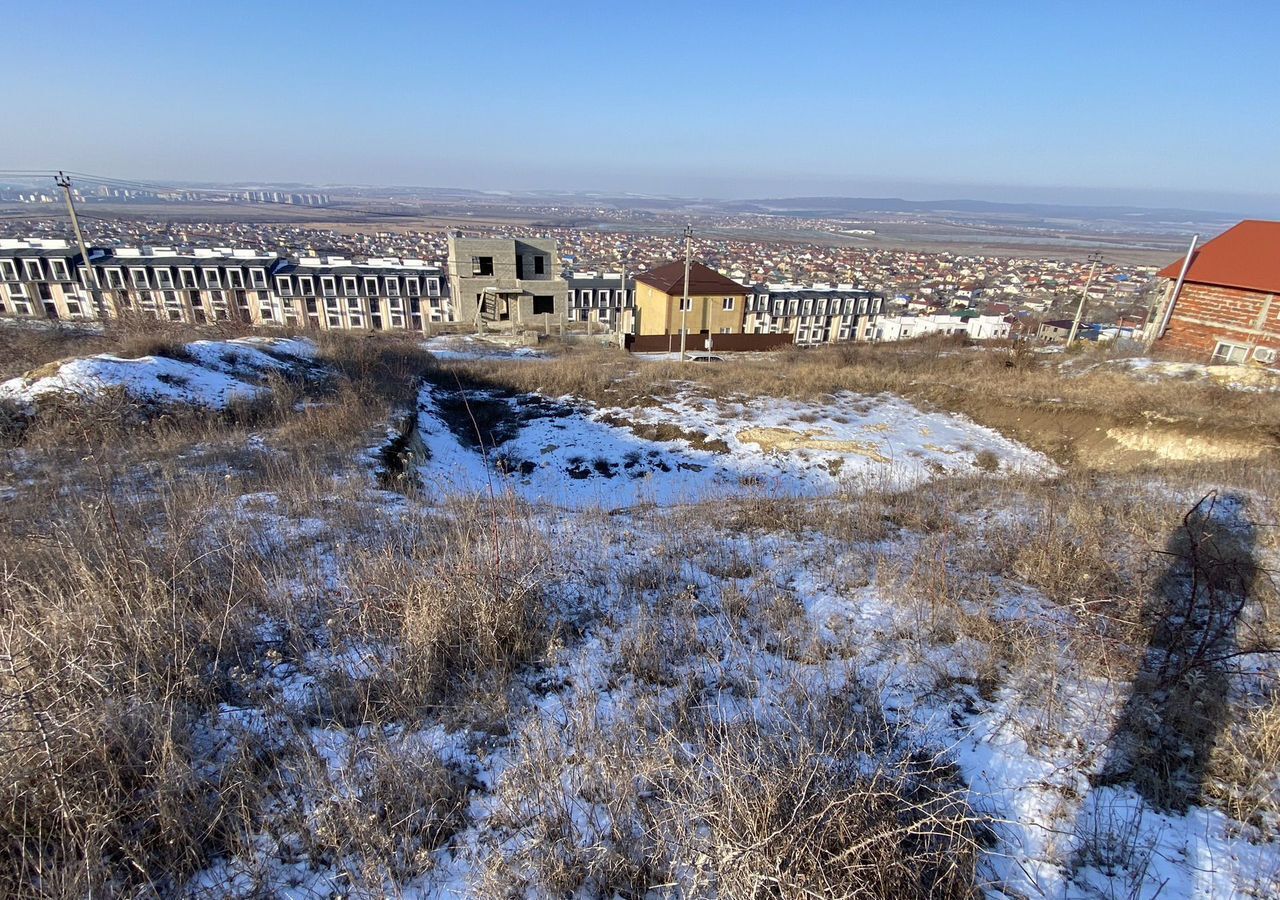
top-left (1066, 250), bottom-right (1103, 348)
top-left (56, 172), bottom-right (107, 320)
top-left (617, 263), bottom-right (626, 340)
top-left (679, 225), bottom-right (692, 361)
top-left (1148, 233), bottom-right (1198, 347)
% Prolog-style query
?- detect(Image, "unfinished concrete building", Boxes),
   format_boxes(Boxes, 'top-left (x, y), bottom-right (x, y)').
top-left (445, 236), bottom-right (566, 329)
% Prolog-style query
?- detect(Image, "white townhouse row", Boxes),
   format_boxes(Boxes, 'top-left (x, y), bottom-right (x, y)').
top-left (870, 312), bottom-right (1011, 342)
top-left (1, 238), bottom-right (894, 348)
top-left (0, 238), bottom-right (448, 332)
top-left (744, 284), bottom-right (886, 345)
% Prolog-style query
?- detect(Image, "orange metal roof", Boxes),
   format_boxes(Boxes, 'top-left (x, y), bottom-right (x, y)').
top-left (635, 260), bottom-right (748, 296)
top-left (1158, 219), bottom-right (1280, 294)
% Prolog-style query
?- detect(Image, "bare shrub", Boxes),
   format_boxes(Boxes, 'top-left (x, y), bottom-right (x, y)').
top-left (667, 702), bottom-right (984, 899)
top-left (303, 736), bottom-right (469, 886)
top-left (114, 333), bottom-right (194, 361)
top-left (479, 694), bottom-right (669, 897)
top-left (481, 683), bottom-right (985, 899)
top-left (339, 493), bottom-right (554, 712)
top-left (974, 448), bottom-right (1001, 472)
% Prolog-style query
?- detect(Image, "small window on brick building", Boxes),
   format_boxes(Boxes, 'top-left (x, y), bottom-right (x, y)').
top-left (532, 295), bottom-right (554, 315)
top-left (1210, 341), bottom-right (1249, 366)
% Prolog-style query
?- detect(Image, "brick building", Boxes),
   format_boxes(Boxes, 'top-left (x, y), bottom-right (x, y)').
top-left (1152, 220), bottom-right (1280, 367)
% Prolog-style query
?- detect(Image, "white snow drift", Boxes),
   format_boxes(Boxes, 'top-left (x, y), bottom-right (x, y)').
top-left (0, 337), bottom-right (316, 410)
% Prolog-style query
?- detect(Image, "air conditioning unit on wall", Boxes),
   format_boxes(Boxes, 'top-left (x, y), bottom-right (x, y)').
top-left (1254, 346), bottom-right (1277, 364)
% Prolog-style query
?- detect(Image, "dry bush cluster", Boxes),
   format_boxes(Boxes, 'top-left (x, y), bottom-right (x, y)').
top-left (480, 683), bottom-right (986, 899)
top-left (335, 492), bottom-right (556, 719)
top-left (0, 483), bottom-right (269, 896)
top-left (298, 736), bottom-right (469, 887)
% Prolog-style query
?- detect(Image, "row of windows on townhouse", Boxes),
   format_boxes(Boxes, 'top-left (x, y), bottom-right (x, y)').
top-left (748, 296), bottom-right (880, 317)
top-left (94, 266), bottom-right (271, 291)
top-left (750, 318), bottom-right (865, 342)
top-left (0, 259), bottom-right (442, 300)
top-left (566, 289), bottom-right (634, 308)
top-left (275, 274), bottom-right (440, 298)
top-left (0, 279), bottom-right (449, 329)
top-left (314, 295), bottom-right (449, 330)
top-left (1, 258), bottom-right (75, 282)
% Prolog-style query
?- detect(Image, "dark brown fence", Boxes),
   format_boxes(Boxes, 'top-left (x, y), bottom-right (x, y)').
top-left (625, 332), bottom-right (794, 353)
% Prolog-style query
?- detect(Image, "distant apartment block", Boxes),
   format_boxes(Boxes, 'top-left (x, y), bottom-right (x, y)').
top-left (745, 284), bottom-right (884, 344)
top-left (446, 237), bottom-right (566, 329)
top-left (0, 238), bottom-right (447, 333)
top-left (565, 272), bottom-right (634, 330)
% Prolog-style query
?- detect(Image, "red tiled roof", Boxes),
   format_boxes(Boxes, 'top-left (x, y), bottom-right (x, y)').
top-left (1157, 219), bottom-right (1280, 294)
top-left (635, 260), bottom-right (748, 296)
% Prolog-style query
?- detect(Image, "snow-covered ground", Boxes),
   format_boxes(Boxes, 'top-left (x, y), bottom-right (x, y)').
top-left (0, 336), bottom-right (316, 410)
top-left (9, 336), bottom-right (1275, 897)
top-left (421, 334), bottom-right (547, 362)
top-left (411, 384), bottom-right (1052, 508)
top-left (181, 468), bottom-right (1280, 898)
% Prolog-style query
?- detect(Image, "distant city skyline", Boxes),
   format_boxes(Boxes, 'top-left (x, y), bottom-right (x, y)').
top-left (7, 1), bottom-right (1277, 216)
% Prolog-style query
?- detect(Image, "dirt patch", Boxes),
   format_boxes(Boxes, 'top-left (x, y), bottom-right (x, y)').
top-left (1106, 426), bottom-right (1271, 462)
top-left (596, 413), bottom-right (731, 454)
top-left (426, 380), bottom-right (577, 452)
top-left (737, 426), bottom-right (890, 463)
top-left (957, 403), bottom-right (1278, 471)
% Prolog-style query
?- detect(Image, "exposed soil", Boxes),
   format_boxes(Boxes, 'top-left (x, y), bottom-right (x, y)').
top-left (736, 426), bottom-right (891, 463)
top-left (595, 413), bottom-right (731, 454)
top-left (957, 403), bottom-right (1279, 471)
top-left (427, 381), bottom-right (576, 452)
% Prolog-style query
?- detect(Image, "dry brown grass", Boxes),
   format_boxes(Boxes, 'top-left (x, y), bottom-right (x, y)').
top-left (328, 492), bottom-right (554, 722)
top-left (480, 682), bottom-right (986, 899)
top-left (429, 337), bottom-right (1280, 470)
top-left (0, 324), bottom-right (113, 381)
top-left (302, 736), bottom-right (469, 886)
top-left (0, 481), bottom-right (268, 897)
top-left (3, 326), bottom-right (1279, 894)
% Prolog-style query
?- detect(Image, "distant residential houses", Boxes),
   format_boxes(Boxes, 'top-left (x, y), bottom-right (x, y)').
top-left (0, 235), bottom-right (1026, 349)
top-left (874, 311), bottom-right (1011, 342)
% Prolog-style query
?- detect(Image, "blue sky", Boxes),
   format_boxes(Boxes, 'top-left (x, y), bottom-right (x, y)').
top-left (8, 0), bottom-right (1278, 211)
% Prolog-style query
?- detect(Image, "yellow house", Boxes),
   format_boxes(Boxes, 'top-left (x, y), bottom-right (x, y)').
top-left (633, 260), bottom-right (749, 337)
